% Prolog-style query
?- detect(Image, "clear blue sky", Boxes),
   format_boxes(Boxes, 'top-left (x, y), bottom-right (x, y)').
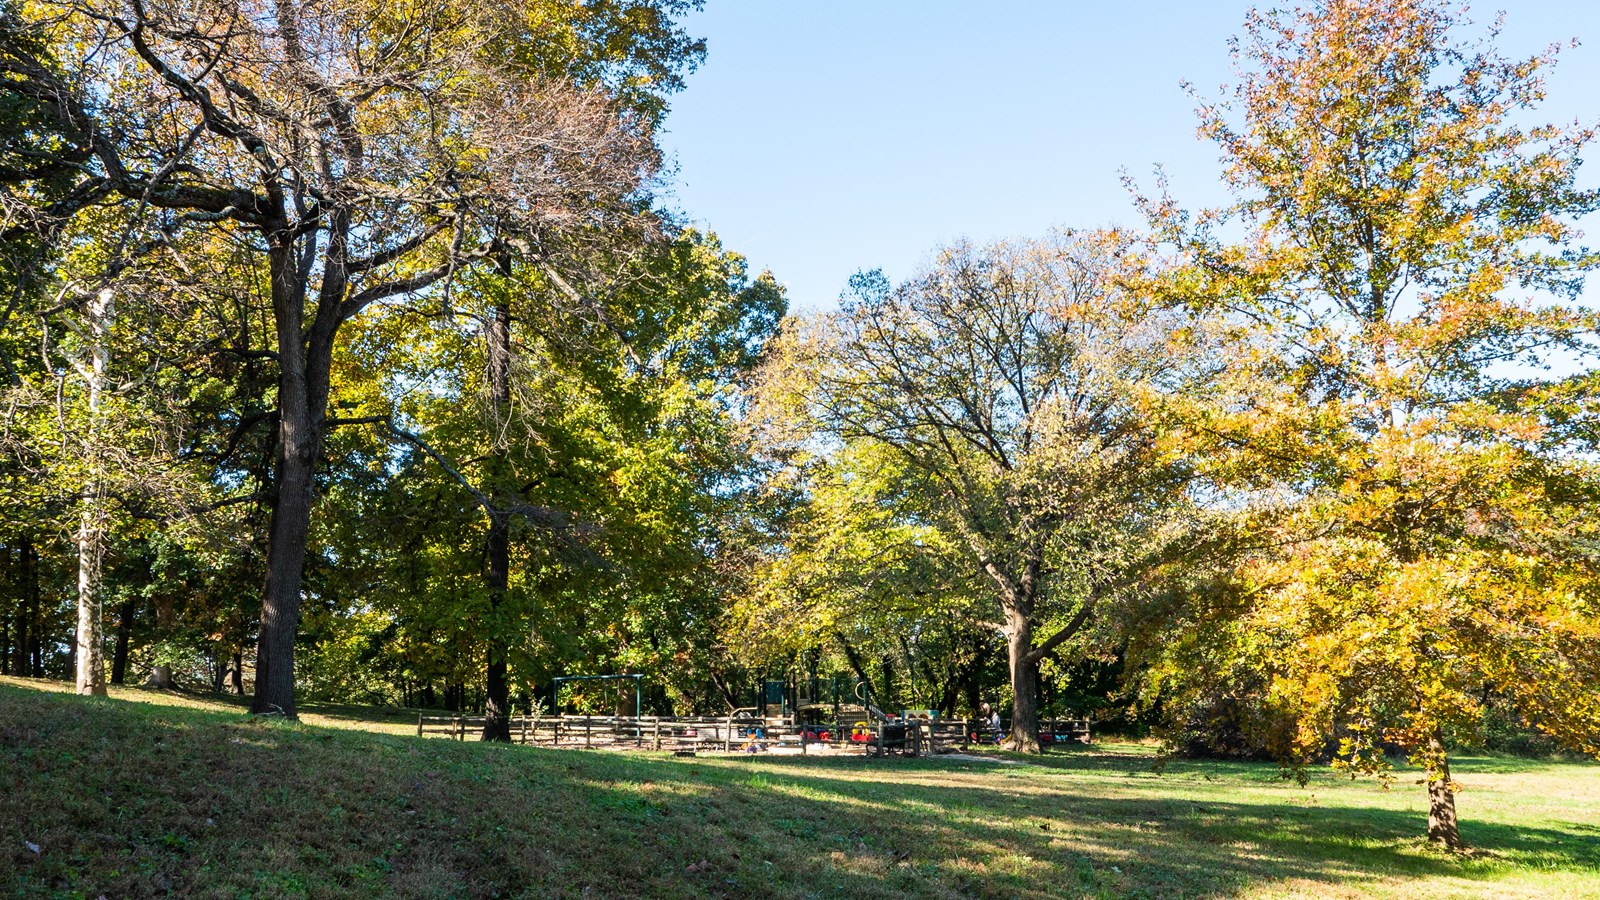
top-left (660, 2), bottom-right (1600, 313)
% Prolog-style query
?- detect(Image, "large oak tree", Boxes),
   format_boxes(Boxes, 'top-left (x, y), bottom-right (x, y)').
top-left (0, 0), bottom-right (699, 715)
top-left (763, 232), bottom-right (1207, 750)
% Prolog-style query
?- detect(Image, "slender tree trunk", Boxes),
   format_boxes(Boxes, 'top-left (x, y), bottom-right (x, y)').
top-left (1004, 605), bottom-right (1041, 752)
top-left (231, 647), bottom-right (244, 695)
top-left (1, 546), bottom-right (11, 675)
top-left (110, 596), bottom-right (135, 684)
top-left (481, 513), bottom-right (512, 740)
top-left (146, 595), bottom-right (175, 689)
top-left (7, 550), bottom-right (19, 676)
top-left (75, 288), bottom-right (113, 698)
top-left (1425, 733), bottom-right (1465, 851)
top-left (880, 658), bottom-right (897, 711)
top-left (837, 637), bottom-right (877, 708)
top-left (25, 537), bottom-right (41, 676)
top-left (481, 300), bottom-right (513, 742)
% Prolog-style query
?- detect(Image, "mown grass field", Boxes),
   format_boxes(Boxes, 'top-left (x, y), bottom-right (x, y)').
top-left (1, 675), bottom-right (1597, 899)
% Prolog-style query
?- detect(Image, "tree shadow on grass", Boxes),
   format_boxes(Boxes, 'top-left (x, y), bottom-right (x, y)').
top-left (5, 684), bottom-right (1595, 900)
top-left (615, 751), bottom-right (1600, 899)
top-left (293, 700), bottom-right (428, 727)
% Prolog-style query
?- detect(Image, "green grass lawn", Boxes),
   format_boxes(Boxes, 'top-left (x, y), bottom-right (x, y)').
top-left (2, 676), bottom-right (1597, 898)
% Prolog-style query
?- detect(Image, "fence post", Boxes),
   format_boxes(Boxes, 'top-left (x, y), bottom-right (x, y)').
top-left (585, 717), bottom-right (592, 749)
top-left (417, 713), bottom-right (423, 738)
top-left (653, 719), bottom-right (661, 752)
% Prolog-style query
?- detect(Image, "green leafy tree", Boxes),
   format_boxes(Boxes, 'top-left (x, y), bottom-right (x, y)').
top-left (761, 231), bottom-right (1209, 750)
top-left (0, 0), bottom-right (697, 718)
top-left (301, 229), bottom-right (783, 725)
top-left (729, 438), bottom-right (1001, 715)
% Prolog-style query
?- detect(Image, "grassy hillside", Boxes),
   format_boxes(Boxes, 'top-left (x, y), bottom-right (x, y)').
top-left (1, 676), bottom-right (1597, 899)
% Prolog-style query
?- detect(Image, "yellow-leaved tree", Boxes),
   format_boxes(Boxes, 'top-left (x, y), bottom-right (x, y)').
top-left (1143, 0), bottom-right (1600, 850)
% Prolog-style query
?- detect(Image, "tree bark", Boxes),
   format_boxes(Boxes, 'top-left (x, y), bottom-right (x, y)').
top-left (481, 300), bottom-right (514, 742)
top-left (251, 234), bottom-right (338, 718)
top-left (1003, 604), bottom-right (1041, 752)
top-left (1, 545), bottom-right (13, 676)
top-left (481, 512), bottom-right (512, 741)
top-left (253, 414), bottom-right (317, 716)
top-left (24, 537), bottom-right (41, 677)
top-left (1426, 733), bottom-right (1465, 851)
top-left (74, 288), bottom-right (112, 698)
top-left (145, 595), bottom-right (175, 689)
top-left (110, 596), bottom-right (135, 684)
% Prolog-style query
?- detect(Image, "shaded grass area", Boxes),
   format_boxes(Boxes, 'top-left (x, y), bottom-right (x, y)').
top-left (1, 676), bottom-right (1597, 898)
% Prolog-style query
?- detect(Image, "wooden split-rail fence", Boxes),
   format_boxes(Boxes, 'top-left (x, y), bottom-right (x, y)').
top-left (417, 713), bottom-right (1091, 756)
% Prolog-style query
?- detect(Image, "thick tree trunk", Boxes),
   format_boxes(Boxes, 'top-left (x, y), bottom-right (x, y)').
top-left (110, 596), bottom-right (135, 685)
top-left (481, 300), bottom-right (514, 742)
top-left (145, 595), bottom-right (175, 689)
top-left (253, 407), bottom-right (317, 716)
top-left (74, 521), bottom-right (107, 696)
top-left (1426, 734), bottom-right (1465, 851)
top-left (481, 514), bottom-right (512, 741)
top-left (1004, 606), bottom-right (1041, 752)
top-left (75, 288), bottom-right (113, 698)
top-left (251, 236), bottom-right (337, 719)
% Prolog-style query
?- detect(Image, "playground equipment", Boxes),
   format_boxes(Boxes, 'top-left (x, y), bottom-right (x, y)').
top-left (550, 673), bottom-right (642, 717)
top-left (418, 709), bottom-right (1091, 756)
top-left (425, 670), bottom-right (1092, 757)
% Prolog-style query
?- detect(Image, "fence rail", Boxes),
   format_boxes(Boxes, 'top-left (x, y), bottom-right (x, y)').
top-left (416, 713), bottom-right (1092, 755)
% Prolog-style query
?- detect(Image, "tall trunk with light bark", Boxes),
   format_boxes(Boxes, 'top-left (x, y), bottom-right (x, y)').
top-left (23, 537), bottom-right (41, 676)
top-left (481, 300), bottom-right (514, 742)
top-left (74, 287), bottom-right (113, 697)
top-left (6, 542), bottom-right (25, 676)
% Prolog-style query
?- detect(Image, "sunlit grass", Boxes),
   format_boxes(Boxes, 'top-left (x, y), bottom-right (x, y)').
top-left (2, 675), bottom-right (1597, 898)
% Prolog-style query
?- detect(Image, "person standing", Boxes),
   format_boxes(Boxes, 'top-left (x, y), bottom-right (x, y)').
top-left (981, 703), bottom-right (1002, 744)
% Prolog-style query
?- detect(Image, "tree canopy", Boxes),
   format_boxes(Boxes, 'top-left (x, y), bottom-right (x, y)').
top-left (0, 0), bottom-right (1594, 854)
